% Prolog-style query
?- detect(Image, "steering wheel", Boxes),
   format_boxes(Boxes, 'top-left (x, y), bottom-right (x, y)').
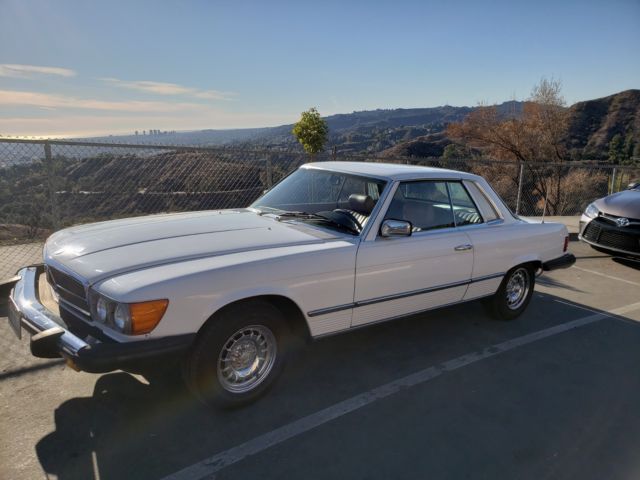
top-left (331, 209), bottom-right (364, 233)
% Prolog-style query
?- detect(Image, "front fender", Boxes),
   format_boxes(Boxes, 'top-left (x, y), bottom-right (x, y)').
top-left (201, 286), bottom-right (308, 327)
top-left (95, 242), bottom-right (358, 338)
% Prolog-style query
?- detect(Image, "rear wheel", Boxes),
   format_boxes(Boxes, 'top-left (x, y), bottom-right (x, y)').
top-left (484, 265), bottom-right (535, 321)
top-left (183, 300), bottom-right (289, 408)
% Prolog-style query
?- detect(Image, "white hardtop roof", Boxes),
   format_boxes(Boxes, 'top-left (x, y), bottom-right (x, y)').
top-left (302, 161), bottom-right (480, 182)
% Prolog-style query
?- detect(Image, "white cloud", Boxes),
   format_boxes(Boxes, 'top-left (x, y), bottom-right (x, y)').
top-left (0, 64), bottom-right (76, 78)
top-left (100, 77), bottom-right (233, 100)
top-left (0, 89), bottom-right (203, 113)
top-left (0, 88), bottom-right (293, 137)
top-left (193, 90), bottom-right (231, 100)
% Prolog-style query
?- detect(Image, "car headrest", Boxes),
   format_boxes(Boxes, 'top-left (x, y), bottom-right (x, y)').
top-left (348, 194), bottom-right (375, 215)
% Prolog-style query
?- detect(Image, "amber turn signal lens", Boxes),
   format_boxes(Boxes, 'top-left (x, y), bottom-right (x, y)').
top-left (130, 299), bottom-right (169, 335)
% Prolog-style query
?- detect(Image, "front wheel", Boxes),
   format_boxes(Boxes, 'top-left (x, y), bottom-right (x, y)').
top-left (183, 300), bottom-right (289, 408)
top-left (484, 265), bottom-right (535, 321)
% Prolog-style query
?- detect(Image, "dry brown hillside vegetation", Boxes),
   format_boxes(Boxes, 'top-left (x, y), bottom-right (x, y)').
top-left (566, 89), bottom-right (640, 161)
top-left (381, 89), bottom-right (639, 164)
top-left (0, 151), bottom-right (303, 241)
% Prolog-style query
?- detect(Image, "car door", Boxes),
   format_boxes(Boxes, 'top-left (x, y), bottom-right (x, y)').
top-left (457, 179), bottom-right (525, 301)
top-left (352, 180), bottom-right (474, 327)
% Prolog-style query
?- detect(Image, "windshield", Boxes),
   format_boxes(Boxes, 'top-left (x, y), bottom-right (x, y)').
top-left (251, 167), bottom-right (388, 234)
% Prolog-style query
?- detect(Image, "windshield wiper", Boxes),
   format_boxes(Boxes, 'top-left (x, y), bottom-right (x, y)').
top-left (275, 211), bottom-right (359, 235)
top-left (275, 211), bottom-right (321, 219)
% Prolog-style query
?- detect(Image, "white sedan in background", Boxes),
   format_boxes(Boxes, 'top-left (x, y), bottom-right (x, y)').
top-left (8, 162), bottom-right (575, 407)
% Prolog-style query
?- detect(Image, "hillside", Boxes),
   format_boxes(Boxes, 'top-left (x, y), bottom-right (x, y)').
top-left (566, 89), bottom-right (640, 159)
top-left (70, 90), bottom-right (639, 160)
top-left (78, 104), bottom-right (482, 153)
top-left (380, 90), bottom-right (639, 160)
top-left (378, 132), bottom-right (452, 158)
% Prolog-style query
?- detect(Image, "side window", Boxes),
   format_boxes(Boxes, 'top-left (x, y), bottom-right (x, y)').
top-left (385, 181), bottom-right (455, 232)
top-left (464, 181), bottom-right (500, 222)
top-left (338, 176), bottom-right (386, 203)
top-left (338, 176), bottom-right (366, 202)
top-left (447, 182), bottom-right (483, 226)
top-left (367, 181), bottom-right (382, 200)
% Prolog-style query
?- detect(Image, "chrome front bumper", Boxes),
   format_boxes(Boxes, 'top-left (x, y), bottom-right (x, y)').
top-left (10, 265), bottom-right (89, 358)
top-left (7, 265), bottom-right (195, 373)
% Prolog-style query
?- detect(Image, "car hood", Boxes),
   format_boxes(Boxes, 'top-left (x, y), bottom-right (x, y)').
top-left (594, 190), bottom-right (640, 218)
top-left (44, 209), bottom-right (341, 283)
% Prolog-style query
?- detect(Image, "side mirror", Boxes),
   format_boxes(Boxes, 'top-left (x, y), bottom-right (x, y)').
top-left (380, 219), bottom-right (412, 237)
top-left (627, 182), bottom-right (639, 191)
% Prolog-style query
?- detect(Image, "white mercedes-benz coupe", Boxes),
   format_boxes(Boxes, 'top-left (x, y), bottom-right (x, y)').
top-left (7, 162), bottom-right (575, 407)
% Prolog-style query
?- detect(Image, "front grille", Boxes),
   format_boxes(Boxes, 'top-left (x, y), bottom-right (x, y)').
top-left (583, 218), bottom-right (640, 253)
top-left (599, 230), bottom-right (640, 252)
top-left (582, 222), bottom-right (601, 242)
top-left (600, 213), bottom-right (640, 225)
top-left (46, 266), bottom-right (90, 313)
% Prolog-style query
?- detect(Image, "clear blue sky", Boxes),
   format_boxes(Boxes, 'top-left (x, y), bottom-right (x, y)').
top-left (1, 0), bottom-right (638, 137)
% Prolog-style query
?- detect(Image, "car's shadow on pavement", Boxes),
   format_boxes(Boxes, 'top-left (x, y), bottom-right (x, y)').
top-left (33, 293), bottom-right (640, 480)
top-left (535, 275), bottom-right (584, 293)
top-left (612, 256), bottom-right (640, 270)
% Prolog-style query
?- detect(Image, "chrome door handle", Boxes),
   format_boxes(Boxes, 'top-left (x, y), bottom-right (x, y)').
top-left (454, 244), bottom-right (473, 251)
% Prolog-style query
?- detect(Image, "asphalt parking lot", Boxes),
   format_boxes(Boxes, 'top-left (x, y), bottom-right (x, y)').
top-left (2, 240), bottom-right (640, 480)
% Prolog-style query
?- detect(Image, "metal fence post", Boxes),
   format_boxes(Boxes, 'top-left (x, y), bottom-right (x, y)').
top-left (265, 155), bottom-right (273, 189)
top-left (610, 167), bottom-right (617, 194)
top-left (515, 162), bottom-right (524, 215)
top-left (44, 141), bottom-right (60, 230)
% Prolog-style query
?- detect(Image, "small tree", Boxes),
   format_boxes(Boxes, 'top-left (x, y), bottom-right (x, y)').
top-left (292, 107), bottom-right (328, 155)
top-left (623, 133), bottom-right (635, 165)
top-left (608, 134), bottom-right (624, 164)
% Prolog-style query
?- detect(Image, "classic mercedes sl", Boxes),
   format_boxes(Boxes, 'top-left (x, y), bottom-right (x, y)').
top-left (7, 162), bottom-right (575, 407)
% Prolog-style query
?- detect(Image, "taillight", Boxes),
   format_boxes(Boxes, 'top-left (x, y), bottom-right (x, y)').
top-left (563, 235), bottom-right (569, 252)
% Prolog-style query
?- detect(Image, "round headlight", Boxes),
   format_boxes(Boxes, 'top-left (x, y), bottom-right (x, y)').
top-left (96, 297), bottom-right (109, 322)
top-left (584, 203), bottom-right (599, 219)
top-left (113, 303), bottom-right (130, 332)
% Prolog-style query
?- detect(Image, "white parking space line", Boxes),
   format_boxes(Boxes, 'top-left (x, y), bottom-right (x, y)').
top-left (553, 300), bottom-right (640, 323)
top-left (162, 300), bottom-right (640, 480)
top-left (562, 300), bottom-right (640, 316)
top-left (573, 266), bottom-right (640, 287)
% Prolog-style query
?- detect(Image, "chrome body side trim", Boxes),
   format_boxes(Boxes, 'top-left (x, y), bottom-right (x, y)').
top-left (313, 292), bottom-right (497, 340)
top-left (307, 272), bottom-right (505, 317)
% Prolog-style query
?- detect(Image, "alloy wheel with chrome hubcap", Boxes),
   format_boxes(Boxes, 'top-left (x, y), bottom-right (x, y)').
top-left (505, 268), bottom-right (530, 310)
top-left (485, 264), bottom-right (535, 321)
top-left (217, 325), bottom-right (277, 394)
top-left (183, 300), bottom-right (290, 408)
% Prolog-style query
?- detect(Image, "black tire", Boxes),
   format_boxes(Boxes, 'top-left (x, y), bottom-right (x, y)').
top-left (183, 300), bottom-right (289, 408)
top-left (484, 265), bottom-right (535, 321)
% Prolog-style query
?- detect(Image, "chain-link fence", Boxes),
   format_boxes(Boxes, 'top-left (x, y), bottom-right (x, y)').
top-left (1, 138), bottom-right (638, 280)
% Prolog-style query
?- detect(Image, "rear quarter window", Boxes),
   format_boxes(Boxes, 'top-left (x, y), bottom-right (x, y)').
top-left (464, 181), bottom-right (501, 222)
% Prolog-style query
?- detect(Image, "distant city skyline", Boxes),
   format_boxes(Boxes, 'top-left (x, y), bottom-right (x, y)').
top-left (1, 0), bottom-right (639, 137)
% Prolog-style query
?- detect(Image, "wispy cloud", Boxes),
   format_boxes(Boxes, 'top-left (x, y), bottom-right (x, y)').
top-left (100, 77), bottom-right (234, 100)
top-left (0, 64), bottom-right (76, 78)
top-left (0, 89), bottom-right (203, 112)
